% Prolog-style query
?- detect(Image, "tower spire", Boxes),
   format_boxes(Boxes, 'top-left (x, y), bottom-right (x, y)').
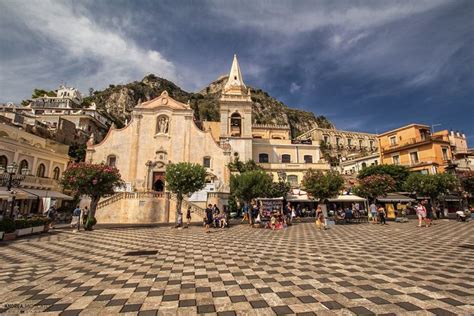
top-left (224, 54), bottom-right (247, 95)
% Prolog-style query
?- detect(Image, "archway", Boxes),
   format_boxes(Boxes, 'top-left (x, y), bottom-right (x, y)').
top-left (153, 179), bottom-right (164, 192)
top-left (230, 112), bottom-right (242, 137)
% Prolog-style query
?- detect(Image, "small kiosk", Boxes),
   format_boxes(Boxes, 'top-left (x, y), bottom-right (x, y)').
top-left (256, 197), bottom-right (285, 229)
top-left (376, 193), bottom-right (416, 221)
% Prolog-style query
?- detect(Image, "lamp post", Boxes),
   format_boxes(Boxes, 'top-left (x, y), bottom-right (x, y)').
top-left (0, 162), bottom-right (29, 217)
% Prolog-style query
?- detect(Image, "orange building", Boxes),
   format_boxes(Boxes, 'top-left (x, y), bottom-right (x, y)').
top-left (378, 124), bottom-right (452, 174)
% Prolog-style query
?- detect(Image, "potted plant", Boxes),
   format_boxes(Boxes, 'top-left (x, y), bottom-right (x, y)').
top-left (0, 218), bottom-right (17, 241)
top-left (31, 218), bottom-right (45, 234)
top-left (15, 219), bottom-right (33, 236)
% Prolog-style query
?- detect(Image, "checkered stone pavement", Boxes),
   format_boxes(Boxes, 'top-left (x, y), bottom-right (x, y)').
top-left (0, 220), bottom-right (473, 315)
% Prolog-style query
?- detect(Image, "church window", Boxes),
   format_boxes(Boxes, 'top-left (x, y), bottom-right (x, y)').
top-left (107, 155), bottom-right (117, 168)
top-left (203, 157), bottom-right (211, 168)
top-left (259, 153), bottom-right (269, 163)
top-left (230, 113), bottom-right (242, 137)
top-left (281, 154), bottom-right (291, 163)
top-left (304, 155), bottom-right (313, 163)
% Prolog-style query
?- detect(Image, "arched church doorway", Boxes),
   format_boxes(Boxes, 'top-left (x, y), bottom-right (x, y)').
top-left (153, 179), bottom-right (164, 192)
top-left (152, 172), bottom-right (165, 192)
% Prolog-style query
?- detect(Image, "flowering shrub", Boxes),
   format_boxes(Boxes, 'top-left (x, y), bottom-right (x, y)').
top-left (60, 162), bottom-right (124, 230)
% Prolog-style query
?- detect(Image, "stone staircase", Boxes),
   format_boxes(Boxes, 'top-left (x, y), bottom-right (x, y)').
top-left (95, 191), bottom-right (206, 223)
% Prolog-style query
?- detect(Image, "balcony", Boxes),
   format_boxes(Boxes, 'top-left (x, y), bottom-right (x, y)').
top-left (383, 135), bottom-right (448, 153)
top-left (22, 175), bottom-right (57, 189)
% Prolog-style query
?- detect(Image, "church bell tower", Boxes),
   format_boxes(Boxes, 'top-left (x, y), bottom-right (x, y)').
top-left (219, 55), bottom-right (253, 160)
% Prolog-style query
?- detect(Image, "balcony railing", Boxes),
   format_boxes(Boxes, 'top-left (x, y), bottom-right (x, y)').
top-left (383, 134), bottom-right (448, 152)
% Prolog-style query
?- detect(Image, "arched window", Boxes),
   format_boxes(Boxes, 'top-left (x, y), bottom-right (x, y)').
top-left (19, 160), bottom-right (29, 175)
top-left (361, 162), bottom-right (367, 169)
top-left (0, 155), bottom-right (8, 170)
top-left (107, 155), bottom-right (116, 167)
top-left (53, 167), bottom-right (61, 180)
top-left (258, 153), bottom-right (269, 163)
top-left (36, 163), bottom-right (46, 178)
top-left (281, 154), bottom-right (291, 163)
top-left (287, 175), bottom-right (298, 186)
top-left (230, 113), bottom-right (242, 137)
top-left (304, 155), bottom-right (313, 163)
top-left (203, 156), bottom-right (211, 168)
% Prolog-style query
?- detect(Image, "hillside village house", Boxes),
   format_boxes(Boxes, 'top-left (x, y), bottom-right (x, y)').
top-left (0, 123), bottom-right (72, 216)
top-left (86, 55), bottom-right (329, 224)
top-left (0, 86), bottom-right (112, 145)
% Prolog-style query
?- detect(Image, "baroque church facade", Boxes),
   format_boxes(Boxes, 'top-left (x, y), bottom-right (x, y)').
top-left (86, 55), bottom-right (328, 224)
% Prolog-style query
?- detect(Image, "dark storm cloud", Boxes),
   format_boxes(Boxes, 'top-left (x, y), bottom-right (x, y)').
top-left (0, 0), bottom-right (472, 143)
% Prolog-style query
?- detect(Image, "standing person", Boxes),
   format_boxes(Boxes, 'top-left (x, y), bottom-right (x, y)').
top-left (370, 202), bottom-right (378, 224)
top-left (82, 206), bottom-right (89, 226)
top-left (241, 203), bottom-right (249, 223)
top-left (186, 206), bottom-right (192, 228)
top-left (416, 202), bottom-right (426, 227)
top-left (315, 206), bottom-right (326, 230)
top-left (205, 204), bottom-right (213, 233)
top-left (46, 206), bottom-right (57, 229)
top-left (176, 209), bottom-right (183, 228)
top-left (424, 200), bottom-right (433, 226)
top-left (435, 203), bottom-right (442, 219)
top-left (378, 205), bottom-right (386, 225)
top-left (71, 205), bottom-right (82, 231)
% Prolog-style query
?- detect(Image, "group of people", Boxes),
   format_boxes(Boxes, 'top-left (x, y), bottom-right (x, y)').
top-left (415, 200), bottom-right (434, 227)
top-left (369, 203), bottom-right (388, 225)
top-left (240, 201), bottom-right (301, 230)
top-left (204, 204), bottom-right (228, 232)
top-left (70, 205), bottom-right (89, 231)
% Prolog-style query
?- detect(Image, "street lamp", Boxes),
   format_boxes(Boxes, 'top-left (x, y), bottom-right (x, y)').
top-left (0, 162), bottom-right (29, 217)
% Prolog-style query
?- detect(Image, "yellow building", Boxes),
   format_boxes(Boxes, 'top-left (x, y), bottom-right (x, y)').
top-left (378, 124), bottom-right (452, 174)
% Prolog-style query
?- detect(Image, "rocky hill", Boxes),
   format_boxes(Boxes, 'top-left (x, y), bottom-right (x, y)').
top-left (81, 74), bottom-right (333, 137)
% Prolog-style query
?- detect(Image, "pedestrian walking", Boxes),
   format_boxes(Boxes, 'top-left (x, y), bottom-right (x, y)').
top-left (378, 205), bottom-right (386, 225)
top-left (315, 206), bottom-right (326, 230)
top-left (205, 204), bottom-right (213, 233)
top-left (424, 200), bottom-right (433, 226)
top-left (416, 202), bottom-right (427, 227)
top-left (370, 202), bottom-right (378, 224)
top-left (186, 206), bottom-right (192, 228)
top-left (241, 204), bottom-right (249, 223)
top-left (71, 205), bottom-right (82, 231)
top-left (82, 206), bottom-right (89, 226)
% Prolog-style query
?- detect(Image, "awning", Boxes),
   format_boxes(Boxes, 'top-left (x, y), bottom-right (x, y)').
top-left (17, 188), bottom-right (74, 200)
top-left (328, 195), bottom-right (367, 203)
top-left (377, 193), bottom-right (416, 203)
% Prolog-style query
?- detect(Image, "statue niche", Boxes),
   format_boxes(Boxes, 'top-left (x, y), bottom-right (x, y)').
top-left (156, 115), bottom-right (169, 134)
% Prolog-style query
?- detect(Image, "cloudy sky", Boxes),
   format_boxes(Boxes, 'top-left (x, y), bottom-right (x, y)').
top-left (1, 0), bottom-right (473, 143)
